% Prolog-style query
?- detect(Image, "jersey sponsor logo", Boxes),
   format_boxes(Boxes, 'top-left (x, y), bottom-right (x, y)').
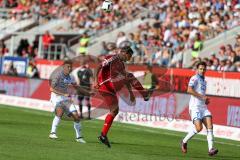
top-left (200, 82), bottom-right (206, 92)
top-left (63, 77), bottom-right (72, 84)
top-left (102, 56), bottom-right (116, 66)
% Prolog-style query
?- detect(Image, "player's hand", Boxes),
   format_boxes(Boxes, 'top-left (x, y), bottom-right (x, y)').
top-left (201, 96), bottom-right (210, 104)
top-left (205, 97), bottom-right (210, 105)
top-left (64, 93), bottom-right (70, 97)
top-left (94, 83), bottom-right (100, 89)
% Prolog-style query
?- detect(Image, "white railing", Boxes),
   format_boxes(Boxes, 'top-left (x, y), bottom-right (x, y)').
top-left (38, 42), bottom-right (69, 60)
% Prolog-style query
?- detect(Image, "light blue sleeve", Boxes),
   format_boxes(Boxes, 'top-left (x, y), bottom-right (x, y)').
top-left (188, 76), bottom-right (198, 88)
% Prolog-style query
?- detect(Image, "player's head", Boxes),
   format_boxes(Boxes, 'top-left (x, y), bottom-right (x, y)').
top-left (63, 60), bottom-right (73, 75)
top-left (119, 46), bottom-right (134, 62)
top-left (196, 61), bottom-right (207, 76)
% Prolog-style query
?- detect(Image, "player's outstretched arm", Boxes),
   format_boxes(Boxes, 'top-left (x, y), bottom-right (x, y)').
top-left (71, 84), bottom-right (94, 96)
top-left (50, 87), bottom-right (69, 97)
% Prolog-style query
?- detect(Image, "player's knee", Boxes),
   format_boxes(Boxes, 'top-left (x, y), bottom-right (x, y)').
top-left (111, 107), bottom-right (119, 116)
top-left (74, 117), bottom-right (80, 122)
top-left (195, 126), bottom-right (202, 132)
top-left (207, 126), bottom-right (213, 130)
top-left (72, 114), bottom-right (80, 122)
top-left (113, 110), bottom-right (119, 116)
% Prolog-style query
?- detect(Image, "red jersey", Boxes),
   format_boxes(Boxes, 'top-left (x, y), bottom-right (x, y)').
top-left (98, 54), bottom-right (126, 93)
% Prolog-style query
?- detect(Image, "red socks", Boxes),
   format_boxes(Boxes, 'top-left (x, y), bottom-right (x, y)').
top-left (102, 114), bottom-right (115, 136)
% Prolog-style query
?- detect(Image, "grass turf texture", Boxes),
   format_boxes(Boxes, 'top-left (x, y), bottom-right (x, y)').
top-left (0, 104), bottom-right (239, 160)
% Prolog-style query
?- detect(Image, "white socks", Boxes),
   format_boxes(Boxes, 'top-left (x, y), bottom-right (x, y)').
top-left (74, 122), bottom-right (82, 138)
top-left (183, 127), bottom-right (214, 151)
top-left (51, 116), bottom-right (61, 133)
top-left (183, 126), bottom-right (197, 143)
top-left (50, 116), bottom-right (83, 139)
top-left (207, 129), bottom-right (214, 151)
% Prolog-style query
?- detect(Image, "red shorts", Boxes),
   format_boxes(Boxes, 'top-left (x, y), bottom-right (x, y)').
top-left (98, 81), bottom-right (118, 106)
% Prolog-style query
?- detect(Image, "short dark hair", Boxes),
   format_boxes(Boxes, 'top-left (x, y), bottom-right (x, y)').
top-left (63, 60), bottom-right (73, 65)
top-left (196, 61), bottom-right (207, 68)
top-left (120, 46), bottom-right (134, 55)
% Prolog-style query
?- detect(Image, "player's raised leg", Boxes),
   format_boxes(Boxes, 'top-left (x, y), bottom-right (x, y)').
top-left (126, 73), bottom-right (150, 100)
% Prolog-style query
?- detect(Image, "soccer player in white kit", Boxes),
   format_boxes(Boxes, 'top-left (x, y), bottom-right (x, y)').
top-left (49, 60), bottom-right (91, 143)
top-left (181, 62), bottom-right (218, 156)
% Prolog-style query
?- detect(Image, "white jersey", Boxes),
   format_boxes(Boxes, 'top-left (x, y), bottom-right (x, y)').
top-left (50, 72), bottom-right (78, 115)
top-left (50, 69), bottom-right (76, 95)
top-left (50, 70), bottom-right (76, 106)
top-left (188, 74), bottom-right (207, 109)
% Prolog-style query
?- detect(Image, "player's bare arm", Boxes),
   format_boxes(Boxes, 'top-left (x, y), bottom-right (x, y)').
top-left (187, 86), bottom-right (208, 102)
top-left (50, 87), bottom-right (69, 97)
top-left (71, 83), bottom-right (93, 96)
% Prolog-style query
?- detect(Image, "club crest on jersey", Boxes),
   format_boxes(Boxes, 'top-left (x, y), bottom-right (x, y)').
top-left (64, 77), bottom-right (71, 84)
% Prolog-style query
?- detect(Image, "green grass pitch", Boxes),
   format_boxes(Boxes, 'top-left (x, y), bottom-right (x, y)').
top-left (0, 104), bottom-right (240, 160)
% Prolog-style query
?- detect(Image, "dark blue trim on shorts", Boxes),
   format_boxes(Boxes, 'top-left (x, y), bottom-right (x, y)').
top-left (202, 115), bottom-right (212, 119)
top-left (67, 109), bottom-right (77, 117)
top-left (192, 118), bottom-right (202, 124)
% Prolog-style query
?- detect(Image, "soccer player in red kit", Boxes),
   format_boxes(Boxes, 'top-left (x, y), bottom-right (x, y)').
top-left (95, 46), bottom-right (150, 148)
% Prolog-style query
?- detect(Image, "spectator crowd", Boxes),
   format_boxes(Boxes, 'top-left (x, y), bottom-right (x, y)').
top-left (99, 0), bottom-right (240, 72)
top-left (0, 0), bottom-right (240, 73)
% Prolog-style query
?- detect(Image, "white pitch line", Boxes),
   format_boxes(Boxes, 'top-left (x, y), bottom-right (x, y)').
top-left (121, 124), bottom-right (240, 147)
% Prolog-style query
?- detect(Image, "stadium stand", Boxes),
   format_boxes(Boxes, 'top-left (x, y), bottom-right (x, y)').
top-left (0, 0), bottom-right (240, 72)
top-left (0, 0), bottom-right (154, 59)
top-left (98, 0), bottom-right (240, 70)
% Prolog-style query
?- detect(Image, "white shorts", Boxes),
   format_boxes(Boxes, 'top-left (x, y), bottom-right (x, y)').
top-left (50, 92), bottom-right (77, 116)
top-left (189, 107), bottom-right (212, 123)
